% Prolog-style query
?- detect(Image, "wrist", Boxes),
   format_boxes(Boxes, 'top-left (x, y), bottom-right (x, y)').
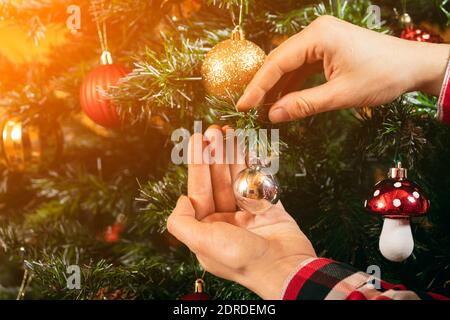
top-left (409, 43), bottom-right (450, 96)
top-left (240, 254), bottom-right (313, 300)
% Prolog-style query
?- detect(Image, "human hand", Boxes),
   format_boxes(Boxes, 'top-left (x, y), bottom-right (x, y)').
top-left (167, 125), bottom-right (316, 299)
top-left (237, 15), bottom-right (450, 123)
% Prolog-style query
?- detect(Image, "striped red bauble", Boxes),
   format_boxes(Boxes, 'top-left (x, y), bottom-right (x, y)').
top-left (80, 55), bottom-right (129, 128)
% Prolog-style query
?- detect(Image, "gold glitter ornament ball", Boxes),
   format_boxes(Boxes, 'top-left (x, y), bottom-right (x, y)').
top-left (201, 27), bottom-right (266, 98)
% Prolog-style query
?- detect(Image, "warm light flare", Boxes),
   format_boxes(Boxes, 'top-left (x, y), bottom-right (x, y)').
top-left (10, 124), bottom-right (22, 142)
top-left (0, 21), bottom-right (67, 65)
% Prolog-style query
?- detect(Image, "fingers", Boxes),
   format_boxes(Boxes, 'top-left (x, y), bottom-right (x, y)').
top-left (261, 62), bottom-right (324, 122)
top-left (204, 125), bottom-right (236, 212)
top-left (237, 27), bottom-right (323, 111)
top-left (223, 127), bottom-right (247, 183)
top-left (188, 126), bottom-right (249, 215)
top-left (268, 78), bottom-right (347, 122)
top-left (188, 133), bottom-right (215, 219)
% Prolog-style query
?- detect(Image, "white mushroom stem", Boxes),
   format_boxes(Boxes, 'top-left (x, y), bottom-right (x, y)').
top-left (379, 218), bottom-right (414, 262)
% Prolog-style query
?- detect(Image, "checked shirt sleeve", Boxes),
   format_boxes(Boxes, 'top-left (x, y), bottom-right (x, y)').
top-left (281, 258), bottom-right (449, 300)
top-left (437, 60), bottom-right (450, 125)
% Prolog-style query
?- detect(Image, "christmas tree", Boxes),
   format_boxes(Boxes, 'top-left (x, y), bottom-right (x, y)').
top-left (0, 0), bottom-right (449, 300)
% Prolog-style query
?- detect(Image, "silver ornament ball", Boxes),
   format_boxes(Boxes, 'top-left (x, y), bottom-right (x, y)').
top-left (399, 13), bottom-right (413, 26)
top-left (233, 165), bottom-right (280, 214)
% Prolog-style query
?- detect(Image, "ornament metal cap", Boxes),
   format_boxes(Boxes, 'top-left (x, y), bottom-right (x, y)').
top-left (194, 278), bottom-right (205, 293)
top-left (231, 25), bottom-right (245, 40)
top-left (101, 50), bottom-right (113, 65)
top-left (389, 162), bottom-right (407, 180)
top-left (399, 12), bottom-right (413, 27)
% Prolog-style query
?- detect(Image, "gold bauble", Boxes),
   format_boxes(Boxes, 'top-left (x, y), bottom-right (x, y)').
top-left (0, 116), bottom-right (63, 172)
top-left (201, 27), bottom-right (266, 98)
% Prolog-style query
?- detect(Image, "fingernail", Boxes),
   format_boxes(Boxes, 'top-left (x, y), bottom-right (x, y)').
top-left (237, 90), bottom-right (250, 109)
top-left (269, 107), bottom-right (290, 123)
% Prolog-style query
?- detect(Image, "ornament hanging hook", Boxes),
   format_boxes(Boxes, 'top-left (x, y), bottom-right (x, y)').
top-left (230, 0), bottom-right (245, 40)
top-left (238, 0), bottom-right (244, 27)
top-left (194, 278), bottom-right (205, 293)
top-left (231, 25), bottom-right (244, 40)
top-left (190, 251), bottom-right (207, 284)
top-left (101, 50), bottom-right (113, 65)
top-left (389, 161), bottom-right (408, 180)
top-left (91, 0), bottom-right (111, 63)
top-left (16, 246), bottom-right (33, 300)
top-left (401, 0), bottom-right (408, 13)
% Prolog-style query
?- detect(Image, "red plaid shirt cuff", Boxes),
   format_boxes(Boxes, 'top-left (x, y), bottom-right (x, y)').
top-left (437, 60), bottom-right (450, 124)
top-left (281, 258), bottom-right (449, 300)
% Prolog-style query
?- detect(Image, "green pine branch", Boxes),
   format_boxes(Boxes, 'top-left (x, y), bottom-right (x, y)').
top-left (267, 0), bottom-right (391, 35)
top-left (109, 34), bottom-right (204, 125)
top-left (24, 252), bottom-right (256, 299)
top-left (136, 165), bottom-right (187, 234)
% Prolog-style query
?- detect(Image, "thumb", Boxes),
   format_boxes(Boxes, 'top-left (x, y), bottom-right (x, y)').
top-left (167, 195), bottom-right (203, 252)
top-left (268, 79), bottom-right (345, 123)
top-left (173, 195), bottom-right (196, 217)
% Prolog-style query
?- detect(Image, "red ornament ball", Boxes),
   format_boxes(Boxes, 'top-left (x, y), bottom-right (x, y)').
top-left (400, 26), bottom-right (442, 43)
top-left (103, 222), bottom-right (124, 243)
top-left (180, 292), bottom-right (210, 301)
top-left (80, 64), bottom-right (129, 128)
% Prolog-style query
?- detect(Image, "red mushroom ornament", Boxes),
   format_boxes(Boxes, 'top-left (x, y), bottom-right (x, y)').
top-left (364, 162), bottom-right (429, 262)
top-left (398, 13), bottom-right (443, 44)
